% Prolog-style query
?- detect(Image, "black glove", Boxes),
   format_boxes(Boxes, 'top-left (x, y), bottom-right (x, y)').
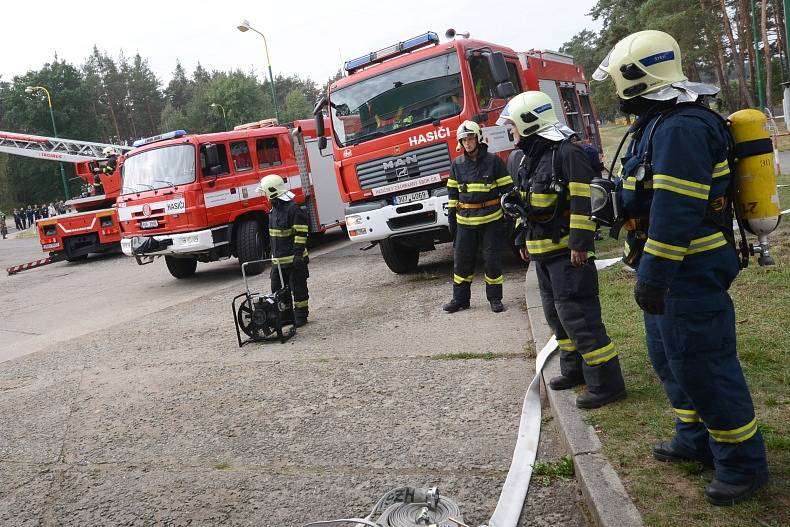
top-left (634, 280), bottom-right (667, 315)
top-left (448, 213), bottom-right (457, 241)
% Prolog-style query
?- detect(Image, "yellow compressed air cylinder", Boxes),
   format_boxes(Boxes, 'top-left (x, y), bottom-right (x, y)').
top-left (728, 109), bottom-right (781, 236)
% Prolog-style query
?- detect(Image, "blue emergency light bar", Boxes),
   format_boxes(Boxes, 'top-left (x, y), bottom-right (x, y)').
top-left (132, 130), bottom-right (187, 148)
top-left (344, 32), bottom-right (440, 74)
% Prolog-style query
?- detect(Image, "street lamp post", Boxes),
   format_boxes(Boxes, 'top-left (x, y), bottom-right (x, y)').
top-left (237, 19), bottom-right (280, 122)
top-left (25, 85), bottom-right (69, 200)
top-left (210, 102), bottom-right (228, 130)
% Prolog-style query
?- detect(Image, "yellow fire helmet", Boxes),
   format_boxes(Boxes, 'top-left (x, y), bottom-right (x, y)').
top-left (258, 174), bottom-right (294, 201)
top-left (593, 30), bottom-right (687, 99)
top-left (496, 91), bottom-right (563, 138)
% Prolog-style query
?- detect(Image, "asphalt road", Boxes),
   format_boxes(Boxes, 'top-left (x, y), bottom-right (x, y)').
top-left (0, 231), bottom-right (588, 526)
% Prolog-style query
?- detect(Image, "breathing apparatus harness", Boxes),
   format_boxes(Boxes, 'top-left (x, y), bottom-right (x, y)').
top-left (599, 102), bottom-right (751, 269)
top-left (518, 138), bottom-right (571, 244)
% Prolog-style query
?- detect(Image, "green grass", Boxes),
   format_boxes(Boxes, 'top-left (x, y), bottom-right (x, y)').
top-left (531, 455), bottom-right (575, 486)
top-left (588, 198), bottom-right (790, 526)
top-left (213, 462), bottom-right (232, 470)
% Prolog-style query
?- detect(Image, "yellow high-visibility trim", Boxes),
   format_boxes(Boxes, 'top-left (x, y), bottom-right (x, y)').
top-left (273, 255), bottom-right (294, 264)
top-left (644, 238), bottom-right (688, 261)
top-left (653, 174), bottom-right (710, 200)
top-left (269, 228), bottom-right (293, 237)
top-left (673, 408), bottom-right (703, 423)
top-left (557, 338), bottom-right (577, 352)
top-left (456, 208), bottom-right (504, 225)
top-left (708, 418), bottom-right (759, 444)
top-left (525, 235), bottom-right (570, 254)
top-left (293, 224), bottom-right (309, 233)
top-left (453, 273), bottom-right (474, 284)
top-left (686, 231), bottom-right (727, 254)
top-left (582, 342), bottom-right (617, 365)
top-left (530, 193), bottom-right (558, 207)
top-left (569, 182), bottom-right (591, 197)
top-left (447, 199), bottom-right (458, 208)
top-left (447, 179), bottom-right (460, 189)
top-left (712, 160), bottom-right (730, 178)
top-left (294, 235), bottom-right (307, 244)
top-left (570, 214), bottom-right (597, 231)
top-left (294, 299), bottom-right (309, 308)
top-left (484, 274), bottom-right (504, 285)
top-left (622, 177), bottom-right (654, 191)
top-left (465, 182), bottom-right (499, 192)
top-left (519, 190), bottom-right (528, 200)
top-left (495, 175), bottom-right (514, 187)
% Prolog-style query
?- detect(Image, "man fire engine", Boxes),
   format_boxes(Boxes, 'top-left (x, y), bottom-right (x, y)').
top-left (314, 30), bottom-right (601, 273)
top-left (118, 120), bottom-right (344, 279)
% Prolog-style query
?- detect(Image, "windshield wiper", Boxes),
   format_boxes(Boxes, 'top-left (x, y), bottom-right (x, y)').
top-left (153, 179), bottom-right (174, 187)
top-left (346, 130), bottom-right (387, 146)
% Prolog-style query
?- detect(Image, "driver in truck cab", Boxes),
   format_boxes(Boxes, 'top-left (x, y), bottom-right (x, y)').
top-left (258, 174), bottom-right (311, 327)
top-left (444, 120), bottom-right (513, 314)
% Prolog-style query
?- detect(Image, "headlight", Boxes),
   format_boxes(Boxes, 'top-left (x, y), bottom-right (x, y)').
top-left (345, 215), bottom-right (363, 227)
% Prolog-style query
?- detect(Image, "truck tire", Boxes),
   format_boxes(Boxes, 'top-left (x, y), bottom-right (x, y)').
top-left (236, 219), bottom-right (268, 276)
top-left (379, 238), bottom-right (419, 274)
top-left (165, 256), bottom-right (197, 279)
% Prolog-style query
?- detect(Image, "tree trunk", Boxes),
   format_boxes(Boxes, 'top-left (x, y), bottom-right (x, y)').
top-left (725, 0), bottom-right (757, 106)
top-left (740, 0), bottom-right (756, 86)
top-left (762, 0), bottom-right (773, 110)
top-left (772, 0), bottom-right (787, 76)
top-left (701, 0), bottom-right (736, 109)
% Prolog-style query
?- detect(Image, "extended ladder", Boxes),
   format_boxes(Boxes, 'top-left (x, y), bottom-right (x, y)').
top-left (0, 131), bottom-right (132, 163)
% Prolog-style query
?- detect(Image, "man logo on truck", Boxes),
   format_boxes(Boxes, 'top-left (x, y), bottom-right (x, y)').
top-left (407, 127), bottom-right (451, 147)
top-left (382, 154), bottom-right (418, 171)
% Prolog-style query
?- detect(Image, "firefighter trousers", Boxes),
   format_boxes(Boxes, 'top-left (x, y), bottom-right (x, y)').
top-left (452, 220), bottom-right (505, 303)
top-left (271, 262), bottom-right (309, 320)
top-left (535, 254), bottom-right (622, 388)
top-left (643, 249), bottom-right (767, 485)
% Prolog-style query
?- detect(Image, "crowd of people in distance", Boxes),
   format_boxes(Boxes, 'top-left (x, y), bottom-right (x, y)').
top-left (9, 202), bottom-right (67, 231)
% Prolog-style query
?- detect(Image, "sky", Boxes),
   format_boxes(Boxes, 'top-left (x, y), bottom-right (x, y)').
top-left (1, 0), bottom-right (602, 86)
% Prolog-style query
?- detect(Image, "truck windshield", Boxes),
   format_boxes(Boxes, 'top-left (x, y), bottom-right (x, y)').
top-left (121, 144), bottom-right (196, 194)
top-left (330, 52), bottom-right (463, 147)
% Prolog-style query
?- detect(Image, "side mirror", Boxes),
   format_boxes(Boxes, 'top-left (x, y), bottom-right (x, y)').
top-left (318, 136), bottom-right (327, 150)
top-left (497, 82), bottom-right (516, 99)
top-left (315, 113), bottom-right (325, 138)
top-left (486, 52), bottom-right (510, 84)
top-left (313, 95), bottom-right (326, 116)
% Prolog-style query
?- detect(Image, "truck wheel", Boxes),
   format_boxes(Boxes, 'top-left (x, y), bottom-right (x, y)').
top-left (165, 256), bottom-right (197, 279)
top-left (236, 219), bottom-right (269, 276)
top-left (379, 238), bottom-right (419, 274)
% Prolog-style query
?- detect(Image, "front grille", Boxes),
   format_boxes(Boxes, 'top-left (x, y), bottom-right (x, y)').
top-left (387, 211), bottom-right (437, 230)
top-left (356, 142), bottom-right (451, 190)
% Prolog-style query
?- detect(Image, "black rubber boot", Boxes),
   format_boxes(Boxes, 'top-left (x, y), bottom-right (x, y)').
top-left (548, 375), bottom-right (585, 390)
top-left (652, 441), bottom-right (713, 468)
top-left (294, 309), bottom-right (308, 328)
top-left (705, 473), bottom-right (769, 506)
top-left (443, 299), bottom-right (470, 313)
top-left (576, 356), bottom-right (626, 409)
top-left (490, 300), bottom-right (505, 313)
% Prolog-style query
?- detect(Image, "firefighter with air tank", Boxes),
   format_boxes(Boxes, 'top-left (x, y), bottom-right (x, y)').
top-left (592, 29), bottom-right (769, 504)
top-left (444, 120), bottom-right (513, 314)
top-left (497, 91), bottom-right (627, 410)
top-left (258, 174), bottom-right (311, 327)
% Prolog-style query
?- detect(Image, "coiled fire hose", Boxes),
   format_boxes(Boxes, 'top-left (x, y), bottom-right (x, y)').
top-left (301, 336), bottom-right (559, 527)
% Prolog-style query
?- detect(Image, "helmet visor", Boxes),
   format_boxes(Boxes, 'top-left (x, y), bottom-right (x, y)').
top-left (592, 50), bottom-right (612, 81)
top-left (495, 103), bottom-right (513, 128)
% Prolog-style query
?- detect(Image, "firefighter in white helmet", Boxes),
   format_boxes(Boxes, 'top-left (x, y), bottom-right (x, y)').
top-left (258, 174), bottom-right (310, 326)
top-left (497, 91), bottom-right (626, 409)
top-left (443, 120), bottom-right (513, 313)
top-left (594, 30), bottom-right (768, 505)
top-left (92, 146), bottom-right (121, 195)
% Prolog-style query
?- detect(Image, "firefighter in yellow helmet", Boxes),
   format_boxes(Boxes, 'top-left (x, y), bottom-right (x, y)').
top-left (258, 174), bottom-right (310, 326)
top-left (594, 30), bottom-right (768, 504)
top-left (444, 120), bottom-right (513, 313)
top-left (497, 91), bottom-right (626, 409)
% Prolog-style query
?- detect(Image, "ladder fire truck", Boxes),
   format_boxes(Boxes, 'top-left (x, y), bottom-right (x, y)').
top-left (118, 118), bottom-right (344, 279)
top-left (0, 131), bottom-right (132, 262)
top-left (314, 31), bottom-right (601, 273)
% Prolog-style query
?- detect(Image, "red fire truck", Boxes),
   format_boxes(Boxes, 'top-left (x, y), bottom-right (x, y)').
top-left (314, 32), bottom-right (600, 273)
top-left (118, 119), bottom-right (344, 279)
top-left (0, 131), bottom-right (132, 261)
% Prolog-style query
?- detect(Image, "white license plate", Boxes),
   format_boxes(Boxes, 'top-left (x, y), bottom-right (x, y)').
top-left (42, 242), bottom-right (59, 249)
top-left (393, 190), bottom-right (429, 205)
top-left (140, 220), bottom-right (159, 229)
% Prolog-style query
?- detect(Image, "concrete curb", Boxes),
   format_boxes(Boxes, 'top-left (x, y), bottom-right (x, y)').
top-left (525, 265), bottom-right (643, 527)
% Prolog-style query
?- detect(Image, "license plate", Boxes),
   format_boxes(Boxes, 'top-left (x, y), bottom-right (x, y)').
top-left (42, 242), bottom-right (59, 249)
top-left (140, 220), bottom-right (159, 229)
top-left (393, 190), bottom-right (429, 205)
